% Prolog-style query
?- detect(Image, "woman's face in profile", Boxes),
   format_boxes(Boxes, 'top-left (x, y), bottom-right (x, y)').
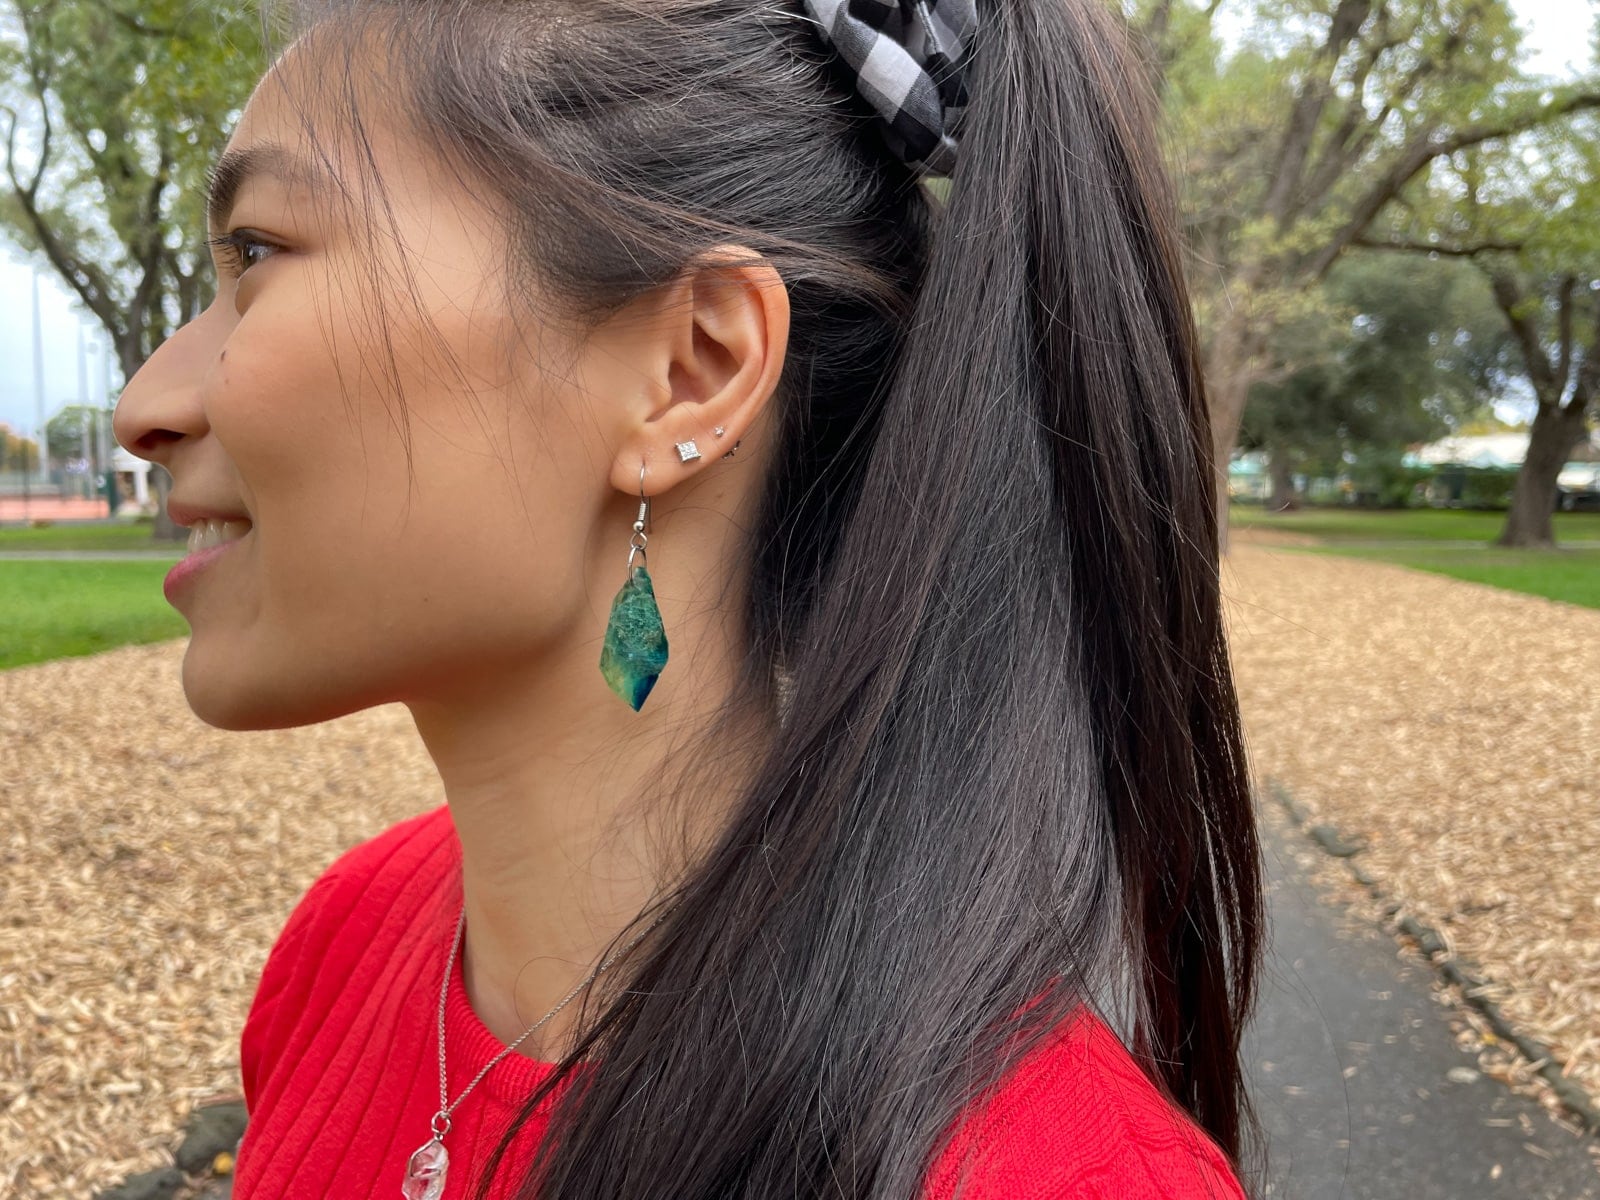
top-left (112, 33), bottom-right (658, 732)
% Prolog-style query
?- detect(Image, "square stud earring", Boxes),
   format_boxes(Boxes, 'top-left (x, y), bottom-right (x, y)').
top-left (675, 440), bottom-right (702, 462)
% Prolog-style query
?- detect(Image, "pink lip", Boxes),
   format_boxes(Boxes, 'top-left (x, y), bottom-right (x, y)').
top-left (163, 533), bottom-right (248, 603)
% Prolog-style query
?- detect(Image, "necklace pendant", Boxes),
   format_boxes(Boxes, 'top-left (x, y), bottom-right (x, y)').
top-left (402, 1135), bottom-right (449, 1200)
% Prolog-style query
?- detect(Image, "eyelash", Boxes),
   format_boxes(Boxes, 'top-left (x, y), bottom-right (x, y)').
top-left (205, 230), bottom-right (281, 278)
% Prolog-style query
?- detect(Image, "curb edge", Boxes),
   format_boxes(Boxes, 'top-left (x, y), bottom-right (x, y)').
top-left (1263, 774), bottom-right (1600, 1139)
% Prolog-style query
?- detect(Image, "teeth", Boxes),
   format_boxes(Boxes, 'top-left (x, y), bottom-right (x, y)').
top-left (186, 518), bottom-right (252, 555)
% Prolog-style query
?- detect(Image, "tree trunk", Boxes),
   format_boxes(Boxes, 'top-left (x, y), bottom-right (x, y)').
top-left (108, 335), bottom-right (183, 542)
top-left (1204, 304), bottom-right (1263, 557)
top-left (1494, 400), bottom-right (1591, 548)
top-left (1267, 448), bottom-right (1298, 511)
top-left (149, 464), bottom-right (185, 543)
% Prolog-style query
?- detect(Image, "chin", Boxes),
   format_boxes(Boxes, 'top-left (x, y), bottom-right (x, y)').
top-left (179, 646), bottom-right (319, 731)
top-left (180, 640), bottom-right (397, 732)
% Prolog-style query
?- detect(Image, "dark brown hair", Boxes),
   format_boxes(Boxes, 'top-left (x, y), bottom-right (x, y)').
top-left (254, 0), bottom-right (1266, 1195)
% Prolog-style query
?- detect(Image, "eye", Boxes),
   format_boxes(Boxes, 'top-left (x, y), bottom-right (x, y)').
top-left (205, 229), bottom-right (282, 278)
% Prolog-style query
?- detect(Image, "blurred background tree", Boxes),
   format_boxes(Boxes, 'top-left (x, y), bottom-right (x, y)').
top-left (1355, 115), bottom-right (1600, 545)
top-left (1240, 254), bottom-right (1511, 510)
top-left (1134, 0), bottom-right (1599, 546)
top-left (0, 0), bottom-right (263, 536)
top-left (0, 423), bottom-right (41, 473)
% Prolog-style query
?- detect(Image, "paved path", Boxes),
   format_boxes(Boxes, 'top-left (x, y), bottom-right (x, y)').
top-left (0, 549), bottom-right (181, 560)
top-left (1275, 538), bottom-right (1600, 550)
top-left (1244, 797), bottom-right (1600, 1198)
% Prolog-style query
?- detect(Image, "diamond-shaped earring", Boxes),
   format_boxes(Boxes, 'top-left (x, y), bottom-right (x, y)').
top-left (675, 440), bottom-right (701, 462)
top-left (598, 460), bottom-right (669, 712)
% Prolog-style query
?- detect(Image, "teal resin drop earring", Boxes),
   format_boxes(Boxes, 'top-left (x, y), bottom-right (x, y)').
top-left (599, 459), bottom-right (670, 711)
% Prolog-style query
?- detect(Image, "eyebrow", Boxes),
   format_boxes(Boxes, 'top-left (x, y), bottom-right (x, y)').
top-left (205, 144), bottom-right (328, 233)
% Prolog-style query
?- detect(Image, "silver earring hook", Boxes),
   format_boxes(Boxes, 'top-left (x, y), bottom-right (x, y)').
top-left (628, 460), bottom-right (649, 571)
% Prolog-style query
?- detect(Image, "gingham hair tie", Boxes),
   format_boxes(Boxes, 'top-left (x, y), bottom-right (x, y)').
top-left (801, 0), bottom-right (980, 178)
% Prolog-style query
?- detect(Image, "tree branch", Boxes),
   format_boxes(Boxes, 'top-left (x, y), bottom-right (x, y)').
top-left (1553, 275), bottom-right (1576, 401)
top-left (1352, 235), bottom-right (1526, 257)
top-left (1263, 0), bottom-right (1375, 226)
top-left (1489, 271), bottom-right (1557, 405)
top-left (2, 102), bottom-right (123, 334)
top-left (1311, 90), bottom-right (1600, 278)
top-left (126, 142), bottom-right (173, 348)
top-left (1570, 302), bottom-right (1600, 415)
top-left (1295, 10), bottom-right (1411, 214)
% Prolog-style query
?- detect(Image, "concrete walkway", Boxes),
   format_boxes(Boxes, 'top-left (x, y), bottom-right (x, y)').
top-left (1275, 539), bottom-right (1600, 551)
top-left (1244, 796), bottom-right (1600, 1198)
top-left (0, 550), bottom-right (181, 560)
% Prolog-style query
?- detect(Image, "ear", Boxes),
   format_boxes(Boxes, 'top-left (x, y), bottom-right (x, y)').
top-left (608, 244), bottom-right (790, 497)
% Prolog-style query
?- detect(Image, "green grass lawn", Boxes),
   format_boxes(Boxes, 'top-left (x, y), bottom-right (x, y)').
top-left (1230, 505), bottom-right (1600, 610)
top-left (1306, 544), bottom-right (1600, 609)
top-left (0, 520), bottom-right (186, 552)
top-left (1228, 504), bottom-right (1600, 543)
top-left (0, 561), bottom-right (188, 670)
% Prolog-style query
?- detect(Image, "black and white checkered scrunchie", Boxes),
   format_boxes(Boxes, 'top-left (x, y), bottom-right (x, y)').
top-left (800, 0), bottom-right (980, 178)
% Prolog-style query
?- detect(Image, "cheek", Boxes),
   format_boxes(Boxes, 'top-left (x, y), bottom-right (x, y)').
top-left (209, 276), bottom-right (365, 484)
top-left (208, 270), bottom-right (599, 674)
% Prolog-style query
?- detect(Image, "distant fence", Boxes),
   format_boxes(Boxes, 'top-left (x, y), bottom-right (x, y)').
top-left (0, 473), bottom-right (64, 497)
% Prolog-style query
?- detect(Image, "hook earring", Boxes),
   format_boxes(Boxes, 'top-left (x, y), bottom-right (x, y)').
top-left (598, 460), bottom-right (670, 711)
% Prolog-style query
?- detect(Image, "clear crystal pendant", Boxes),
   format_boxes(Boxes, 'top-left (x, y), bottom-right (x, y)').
top-left (402, 1135), bottom-right (449, 1200)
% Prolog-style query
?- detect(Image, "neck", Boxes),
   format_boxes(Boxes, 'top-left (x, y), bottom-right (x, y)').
top-left (407, 623), bottom-right (774, 1062)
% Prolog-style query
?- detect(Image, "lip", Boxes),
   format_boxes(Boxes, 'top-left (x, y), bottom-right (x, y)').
top-left (163, 531), bottom-right (249, 603)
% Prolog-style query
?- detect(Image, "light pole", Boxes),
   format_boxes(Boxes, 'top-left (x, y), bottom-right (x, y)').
top-left (31, 267), bottom-right (49, 487)
top-left (78, 321), bottom-right (92, 500)
top-left (95, 330), bottom-right (117, 514)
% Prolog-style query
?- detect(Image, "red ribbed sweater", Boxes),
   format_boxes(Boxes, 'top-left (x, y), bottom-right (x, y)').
top-left (234, 806), bottom-right (1249, 1199)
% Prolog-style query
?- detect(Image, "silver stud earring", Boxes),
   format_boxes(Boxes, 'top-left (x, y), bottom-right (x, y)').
top-left (675, 440), bottom-right (701, 463)
top-left (713, 426), bottom-right (726, 438)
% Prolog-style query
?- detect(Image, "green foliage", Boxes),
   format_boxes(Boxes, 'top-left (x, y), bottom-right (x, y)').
top-left (1241, 253), bottom-right (1511, 473)
top-left (0, 423), bottom-right (42, 472)
top-left (1342, 448), bottom-right (1434, 508)
top-left (1460, 465), bottom-right (1520, 508)
top-left (0, 1), bottom-right (265, 372)
top-left (1154, 0), bottom-right (1549, 276)
top-left (43, 401), bottom-right (104, 456)
top-left (1375, 114), bottom-right (1600, 413)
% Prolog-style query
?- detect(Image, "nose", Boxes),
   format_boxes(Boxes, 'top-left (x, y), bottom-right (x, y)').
top-left (112, 305), bottom-right (227, 467)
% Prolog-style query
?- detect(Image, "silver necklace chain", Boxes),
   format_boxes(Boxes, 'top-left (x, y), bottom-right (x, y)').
top-left (435, 899), bottom-right (667, 1123)
top-left (402, 898), bottom-right (668, 1199)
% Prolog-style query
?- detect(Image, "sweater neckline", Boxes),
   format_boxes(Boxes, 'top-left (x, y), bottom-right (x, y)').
top-left (442, 892), bottom-right (563, 1109)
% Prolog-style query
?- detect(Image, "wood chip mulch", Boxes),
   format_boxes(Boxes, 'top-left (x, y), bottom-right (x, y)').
top-left (0, 655), bottom-right (441, 1197)
top-left (1224, 528), bottom-right (1600, 1135)
top-left (2, 530), bottom-right (1597, 1193)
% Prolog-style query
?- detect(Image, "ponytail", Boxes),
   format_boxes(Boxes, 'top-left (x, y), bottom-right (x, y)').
top-left (776, 0), bottom-right (1266, 1171)
top-left (934, 0), bottom-right (1264, 1152)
